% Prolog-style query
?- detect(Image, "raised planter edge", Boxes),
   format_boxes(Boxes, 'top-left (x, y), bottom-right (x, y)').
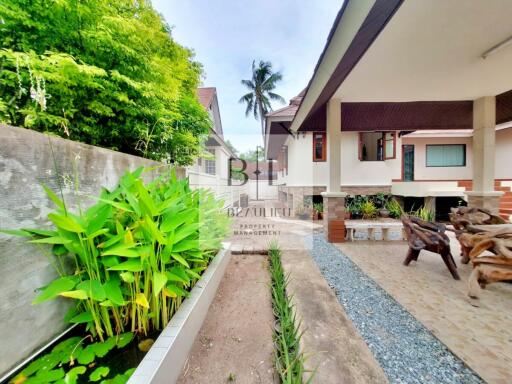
top-left (127, 243), bottom-right (231, 384)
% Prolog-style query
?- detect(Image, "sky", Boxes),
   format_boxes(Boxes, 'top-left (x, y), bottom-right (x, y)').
top-left (152, 0), bottom-right (342, 153)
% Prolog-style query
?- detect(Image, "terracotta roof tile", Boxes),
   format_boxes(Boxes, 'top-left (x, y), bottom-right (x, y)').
top-left (197, 87), bottom-right (216, 108)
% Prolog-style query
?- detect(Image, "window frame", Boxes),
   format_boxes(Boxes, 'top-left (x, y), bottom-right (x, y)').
top-left (204, 148), bottom-right (216, 175)
top-left (425, 144), bottom-right (466, 167)
top-left (358, 131), bottom-right (397, 161)
top-left (312, 132), bottom-right (327, 162)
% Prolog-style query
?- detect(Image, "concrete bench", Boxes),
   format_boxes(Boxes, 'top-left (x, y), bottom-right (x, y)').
top-left (345, 221), bottom-right (404, 241)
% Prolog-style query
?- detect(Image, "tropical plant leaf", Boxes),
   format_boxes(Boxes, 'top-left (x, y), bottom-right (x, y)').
top-left (135, 293), bottom-right (149, 308)
top-left (119, 272), bottom-right (135, 283)
top-left (33, 276), bottom-right (79, 304)
top-left (101, 244), bottom-right (139, 257)
top-left (104, 280), bottom-right (125, 306)
top-left (107, 259), bottom-right (143, 272)
top-left (90, 366), bottom-right (109, 382)
top-left (70, 311), bottom-right (94, 324)
top-left (153, 272), bottom-right (167, 297)
top-left (91, 337), bottom-right (116, 357)
top-left (170, 253), bottom-right (189, 268)
top-left (77, 345), bottom-right (95, 365)
top-left (48, 213), bottom-right (85, 233)
top-left (42, 184), bottom-right (66, 211)
top-left (29, 236), bottom-right (72, 244)
top-left (60, 290), bottom-right (89, 300)
top-left (116, 332), bottom-right (134, 348)
top-left (77, 280), bottom-right (106, 301)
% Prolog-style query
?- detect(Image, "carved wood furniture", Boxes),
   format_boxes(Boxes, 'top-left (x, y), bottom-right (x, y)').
top-left (465, 231), bottom-right (512, 299)
top-left (401, 215), bottom-right (460, 280)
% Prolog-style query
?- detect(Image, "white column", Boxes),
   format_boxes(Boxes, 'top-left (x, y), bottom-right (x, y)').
top-left (326, 98), bottom-right (342, 193)
top-left (473, 96), bottom-right (496, 192)
top-left (466, 96), bottom-right (503, 212)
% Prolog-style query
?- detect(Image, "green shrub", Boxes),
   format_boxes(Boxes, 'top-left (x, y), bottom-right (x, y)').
top-left (385, 198), bottom-right (403, 218)
top-left (4, 167), bottom-right (229, 340)
top-left (411, 205), bottom-right (435, 222)
top-left (313, 202), bottom-right (323, 214)
top-left (0, 0), bottom-right (210, 164)
top-left (361, 198), bottom-right (378, 219)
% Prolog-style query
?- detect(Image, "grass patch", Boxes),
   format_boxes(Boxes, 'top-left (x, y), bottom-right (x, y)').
top-left (268, 242), bottom-right (312, 383)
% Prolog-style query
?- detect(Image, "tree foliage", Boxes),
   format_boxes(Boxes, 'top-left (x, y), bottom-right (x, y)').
top-left (239, 60), bottom-right (284, 135)
top-left (0, 0), bottom-right (211, 164)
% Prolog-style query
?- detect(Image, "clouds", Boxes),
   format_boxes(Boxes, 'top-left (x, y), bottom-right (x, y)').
top-left (152, 0), bottom-right (341, 152)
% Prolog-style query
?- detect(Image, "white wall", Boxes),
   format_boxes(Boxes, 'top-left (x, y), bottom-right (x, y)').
top-left (248, 180), bottom-right (279, 200)
top-left (495, 128), bottom-right (512, 180)
top-left (340, 132), bottom-right (402, 185)
top-left (282, 134), bottom-right (328, 187)
top-left (401, 136), bottom-right (473, 180)
top-left (187, 145), bottom-right (246, 207)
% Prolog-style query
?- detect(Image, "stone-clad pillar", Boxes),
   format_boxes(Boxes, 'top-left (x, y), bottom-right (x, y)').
top-left (466, 96), bottom-right (503, 213)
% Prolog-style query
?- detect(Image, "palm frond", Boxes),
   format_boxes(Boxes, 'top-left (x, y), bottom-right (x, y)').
top-left (267, 92), bottom-right (285, 104)
top-left (241, 79), bottom-right (255, 90)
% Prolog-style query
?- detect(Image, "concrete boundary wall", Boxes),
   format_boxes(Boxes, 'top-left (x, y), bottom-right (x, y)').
top-left (0, 125), bottom-right (175, 376)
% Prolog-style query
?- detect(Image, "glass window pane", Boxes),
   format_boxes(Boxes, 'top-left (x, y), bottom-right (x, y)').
top-left (426, 145), bottom-right (465, 167)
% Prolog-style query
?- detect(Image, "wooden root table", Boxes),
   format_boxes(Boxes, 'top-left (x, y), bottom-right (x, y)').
top-left (458, 224), bottom-right (512, 299)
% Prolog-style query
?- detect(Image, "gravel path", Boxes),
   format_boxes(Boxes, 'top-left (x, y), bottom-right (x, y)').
top-left (308, 234), bottom-right (484, 384)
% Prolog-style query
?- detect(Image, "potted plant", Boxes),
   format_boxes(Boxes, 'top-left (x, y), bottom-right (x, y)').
top-left (374, 193), bottom-right (390, 218)
top-left (386, 198), bottom-right (403, 219)
top-left (361, 198), bottom-right (378, 219)
top-left (313, 202), bottom-right (323, 220)
top-left (347, 196), bottom-right (363, 219)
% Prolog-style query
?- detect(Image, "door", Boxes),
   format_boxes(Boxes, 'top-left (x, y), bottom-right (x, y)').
top-left (402, 145), bottom-right (414, 181)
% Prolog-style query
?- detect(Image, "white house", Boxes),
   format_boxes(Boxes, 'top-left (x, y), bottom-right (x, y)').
top-left (187, 87), bottom-right (247, 207)
top-left (265, 0), bottom-right (512, 230)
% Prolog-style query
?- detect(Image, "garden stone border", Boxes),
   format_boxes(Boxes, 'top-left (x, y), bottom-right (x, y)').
top-left (128, 243), bottom-right (231, 384)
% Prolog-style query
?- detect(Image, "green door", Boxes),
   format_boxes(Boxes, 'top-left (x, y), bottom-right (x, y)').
top-left (403, 145), bottom-right (414, 181)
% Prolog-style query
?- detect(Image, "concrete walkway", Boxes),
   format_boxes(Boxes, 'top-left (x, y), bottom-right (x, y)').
top-left (229, 200), bottom-right (388, 383)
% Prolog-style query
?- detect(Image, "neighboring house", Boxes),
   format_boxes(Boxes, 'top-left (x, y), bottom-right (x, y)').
top-left (265, 0), bottom-right (512, 225)
top-left (187, 87), bottom-right (247, 207)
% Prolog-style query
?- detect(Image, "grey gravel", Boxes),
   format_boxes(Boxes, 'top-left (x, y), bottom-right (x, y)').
top-left (307, 234), bottom-right (484, 384)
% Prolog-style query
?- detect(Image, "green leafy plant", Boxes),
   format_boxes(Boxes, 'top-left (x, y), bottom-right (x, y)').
top-left (411, 205), bottom-right (435, 222)
top-left (268, 242), bottom-right (313, 384)
top-left (0, 1), bottom-right (210, 164)
top-left (5, 167), bottom-right (229, 341)
top-left (372, 193), bottom-right (389, 209)
top-left (312, 203), bottom-right (323, 214)
top-left (385, 198), bottom-right (403, 219)
top-left (9, 334), bottom-right (136, 384)
top-left (361, 198), bottom-right (378, 219)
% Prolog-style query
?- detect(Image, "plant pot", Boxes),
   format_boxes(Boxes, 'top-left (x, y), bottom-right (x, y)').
top-left (128, 244), bottom-right (231, 384)
top-left (344, 212), bottom-right (351, 220)
top-left (379, 209), bottom-right (390, 218)
top-left (351, 212), bottom-right (363, 220)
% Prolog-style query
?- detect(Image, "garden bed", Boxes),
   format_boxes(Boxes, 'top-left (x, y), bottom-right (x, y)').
top-left (128, 244), bottom-right (231, 384)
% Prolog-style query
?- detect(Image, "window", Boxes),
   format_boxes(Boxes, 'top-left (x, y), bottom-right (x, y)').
top-left (312, 132), bottom-right (326, 162)
top-left (204, 148), bottom-right (216, 175)
top-left (358, 131), bottom-right (396, 161)
top-left (426, 144), bottom-right (466, 167)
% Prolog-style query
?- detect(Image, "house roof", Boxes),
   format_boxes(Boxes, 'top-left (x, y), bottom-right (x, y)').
top-left (197, 87), bottom-right (216, 109)
top-left (266, 90), bottom-right (304, 118)
top-left (291, 0), bottom-right (512, 132)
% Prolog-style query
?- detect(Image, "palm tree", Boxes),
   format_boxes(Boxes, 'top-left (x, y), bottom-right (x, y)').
top-left (239, 60), bottom-right (285, 136)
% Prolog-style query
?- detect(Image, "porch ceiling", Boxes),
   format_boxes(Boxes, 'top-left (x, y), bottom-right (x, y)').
top-left (335, 0), bottom-right (512, 102)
